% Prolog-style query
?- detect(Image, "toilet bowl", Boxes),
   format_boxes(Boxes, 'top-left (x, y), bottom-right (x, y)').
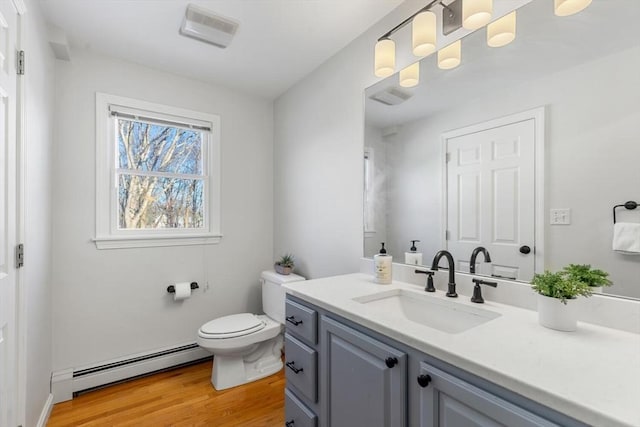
top-left (197, 270), bottom-right (305, 390)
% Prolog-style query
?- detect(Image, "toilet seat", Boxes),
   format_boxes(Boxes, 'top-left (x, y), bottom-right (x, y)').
top-left (199, 313), bottom-right (266, 339)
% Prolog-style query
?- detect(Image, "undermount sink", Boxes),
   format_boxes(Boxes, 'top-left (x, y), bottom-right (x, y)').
top-left (353, 288), bottom-right (501, 334)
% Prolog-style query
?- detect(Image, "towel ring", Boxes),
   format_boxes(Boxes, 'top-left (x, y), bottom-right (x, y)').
top-left (613, 201), bottom-right (638, 224)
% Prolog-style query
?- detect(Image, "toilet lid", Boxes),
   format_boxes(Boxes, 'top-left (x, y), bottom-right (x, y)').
top-left (200, 313), bottom-right (266, 339)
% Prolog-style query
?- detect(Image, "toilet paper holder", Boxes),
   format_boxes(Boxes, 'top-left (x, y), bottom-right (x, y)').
top-left (167, 282), bottom-right (199, 293)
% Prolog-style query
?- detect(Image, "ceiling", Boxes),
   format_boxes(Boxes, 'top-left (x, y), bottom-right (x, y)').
top-left (38, 0), bottom-right (404, 99)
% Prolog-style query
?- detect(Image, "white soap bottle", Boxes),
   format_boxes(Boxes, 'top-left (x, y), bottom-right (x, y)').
top-left (374, 243), bottom-right (392, 284)
top-left (404, 240), bottom-right (423, 265)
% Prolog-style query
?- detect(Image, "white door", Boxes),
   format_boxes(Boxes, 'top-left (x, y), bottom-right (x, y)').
top-left (446, 118), bottom-right (535, 281)
top-left (0, 1), bottom-right (19, 426)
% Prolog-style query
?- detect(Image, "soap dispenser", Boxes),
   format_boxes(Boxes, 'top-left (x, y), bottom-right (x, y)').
top-left (405, 240), bottom-right (423, 265)
top-left (374, 243), bottom-right (392, 284)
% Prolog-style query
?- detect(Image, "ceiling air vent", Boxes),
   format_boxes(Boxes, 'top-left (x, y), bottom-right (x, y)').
top-left (180, 4), bottom-right (239, 48)
top-left (368, 87), bottom-right (413, 106)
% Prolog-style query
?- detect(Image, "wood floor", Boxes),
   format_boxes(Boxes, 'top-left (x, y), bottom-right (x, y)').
top-left (47, 360), bottom-right (285, 426)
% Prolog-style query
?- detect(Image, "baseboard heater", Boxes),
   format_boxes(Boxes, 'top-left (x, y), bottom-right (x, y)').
top-left (51, 343), bottom-right (211, 403)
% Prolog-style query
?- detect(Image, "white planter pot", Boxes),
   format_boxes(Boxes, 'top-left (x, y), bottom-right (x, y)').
top-left (537, 294), bottom-right (578, 332)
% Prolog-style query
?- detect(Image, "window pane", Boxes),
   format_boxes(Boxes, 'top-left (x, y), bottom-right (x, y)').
top-left (118, 174), bottom-right (204, 229)
top-left (117, 118), bottom-right (202, 175)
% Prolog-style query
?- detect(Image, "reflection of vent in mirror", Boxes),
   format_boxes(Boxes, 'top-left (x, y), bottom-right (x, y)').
top-left (180, 4), bottom-right (239, 48)
top-left (369, 87), bottom-right (413, 106)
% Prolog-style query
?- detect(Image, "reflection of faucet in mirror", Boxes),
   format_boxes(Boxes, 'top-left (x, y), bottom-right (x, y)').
top-left (431, 250), bottom-right (457, 298)
top-left (469, 247), bottom-right (492, 275)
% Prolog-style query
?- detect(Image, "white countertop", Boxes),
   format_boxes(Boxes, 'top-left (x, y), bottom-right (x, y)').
top-left (283, 273), bottom-right (640, 427)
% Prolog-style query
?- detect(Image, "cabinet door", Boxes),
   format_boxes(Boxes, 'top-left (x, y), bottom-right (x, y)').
top-left (418, 362), bottom-right (558, 427)
top-left (321, 316), bottom-right (407, 427)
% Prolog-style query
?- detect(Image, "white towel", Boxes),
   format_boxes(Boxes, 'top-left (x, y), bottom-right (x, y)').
top-left (613, 222), bottom-right (640, 254)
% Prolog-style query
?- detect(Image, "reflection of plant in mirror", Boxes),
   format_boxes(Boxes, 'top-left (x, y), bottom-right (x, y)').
top-left (531, 271), bottom-right (591, 305)
top-left (562, 264), bottom-right (612, 288)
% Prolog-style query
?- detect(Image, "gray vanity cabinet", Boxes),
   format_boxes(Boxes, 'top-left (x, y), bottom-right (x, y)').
top-left (320, 316), bottom-right (407, 427)
top-left (417, 362), bottom-right (558, 427)
top-left (284, 295), bottom-right (583, 427)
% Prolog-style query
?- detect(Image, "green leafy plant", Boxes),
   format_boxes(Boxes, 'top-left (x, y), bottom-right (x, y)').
top-left (275, 253), bottom-right (295, 268)
top-left (562, 264), bottom-right (611, 288)
top-left (531, 271), bottom-right (591, 304)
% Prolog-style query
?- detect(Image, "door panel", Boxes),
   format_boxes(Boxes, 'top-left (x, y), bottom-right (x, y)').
top-left (446, 118), bottom-right (535, 280)
top-left (321, 316), bottom-right (407, 427)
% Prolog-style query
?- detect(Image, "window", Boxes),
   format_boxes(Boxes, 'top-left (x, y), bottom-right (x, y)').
top-left (94, 93), bottom-right (221, 249)
top-left (364, 147), bottom-right (375, 236)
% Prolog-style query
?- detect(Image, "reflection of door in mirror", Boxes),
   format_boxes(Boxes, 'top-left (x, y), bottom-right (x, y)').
top-left (444, 109), bottom-right (543, 281)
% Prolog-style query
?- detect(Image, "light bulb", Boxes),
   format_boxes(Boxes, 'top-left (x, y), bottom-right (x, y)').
top-left (412, 11), bottom-right (436, 57)
top-left (399, 62), bottom-right (420, 88)
top-left (554, 0), bottom-right (592, 16)
top-left (487, 11), bottom-right (516, 47)
top-left (463, 0), bottom-right (493, 30)
top-left (374, 39), bottom-right (395, 78)
top-left (438, 40), bottom-right (461, 70)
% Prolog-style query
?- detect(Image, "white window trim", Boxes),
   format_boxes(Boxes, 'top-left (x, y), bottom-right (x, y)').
top-left (363, 147), bottom-right (376, 237)
top-left (94, 93), bottom-right (222, 249)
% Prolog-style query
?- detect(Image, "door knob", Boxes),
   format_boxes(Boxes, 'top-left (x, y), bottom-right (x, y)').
top-left (417, 374), bottom-right (432, 387)
top-left (519, 245), bottom-right (531, 254)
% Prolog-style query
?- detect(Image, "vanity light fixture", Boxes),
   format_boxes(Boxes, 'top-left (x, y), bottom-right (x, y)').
top-left (554, 0), bottom-right (592, 17)
top-left (374, 38), bottom-right (396, 77)
top-left (487, 11), bottom-right (516, 47)
top-left (412, 10), bottom-right (437, 57)
top-left (438, 40), bottom-right (461, 69)
top-left (462, 0), bottom-right (493, 30)
top-left (374, 0), bottom-right (456, 77)
top-left (399, 62), bottom-right (420, 87)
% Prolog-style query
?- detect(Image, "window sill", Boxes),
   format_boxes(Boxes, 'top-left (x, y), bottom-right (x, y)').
top-left (93, 233), bottom-right (223, 249)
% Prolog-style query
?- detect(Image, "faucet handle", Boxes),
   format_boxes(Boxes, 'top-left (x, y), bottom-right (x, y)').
top-left (415, 269), bottom-right (436, 292)
top-left (471, 278), bottom-right (498, 303)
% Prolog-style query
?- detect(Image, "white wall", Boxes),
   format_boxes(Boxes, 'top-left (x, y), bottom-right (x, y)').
top-left (23, 0), bottom-right (55, 425)
top-left (51, 50), bottom-right (274, 371)
top-left (273, 2), bottom-right (423, 279)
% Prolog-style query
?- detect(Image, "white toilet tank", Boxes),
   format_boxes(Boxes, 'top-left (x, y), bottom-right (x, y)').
top-left (261, 270), bottom-right (305, 324)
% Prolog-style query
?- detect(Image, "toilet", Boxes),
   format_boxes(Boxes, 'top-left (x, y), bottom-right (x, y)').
top-left (197, 270), bottom-right (305, 390)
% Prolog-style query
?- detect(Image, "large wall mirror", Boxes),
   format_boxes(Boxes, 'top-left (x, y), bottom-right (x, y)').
top-left (364, 0), bottom-right (640, 299)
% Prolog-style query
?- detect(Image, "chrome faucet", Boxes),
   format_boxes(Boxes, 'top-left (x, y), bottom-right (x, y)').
top-left (431, 250), bottom-right (457, 298)
top-left (469, 247), bottom-right (492, 274)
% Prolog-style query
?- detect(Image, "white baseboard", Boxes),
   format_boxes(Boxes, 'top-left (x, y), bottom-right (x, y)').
top-left (36, 393), bottom-right (54, 427)
top-left (52, 343), bottom-right (210, 404)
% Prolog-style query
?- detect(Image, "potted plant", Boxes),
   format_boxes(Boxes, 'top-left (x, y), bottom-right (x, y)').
top-left (274, 253), bottom-right (295, 275)
top-left (562, 264), bottom-right (612, 293)
top-left (531, 271), bottom-right (591, 331)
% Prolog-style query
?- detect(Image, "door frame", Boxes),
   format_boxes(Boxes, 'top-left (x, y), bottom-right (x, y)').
top-left (13, 0), bottom-right (27, 425)
top-left (440, 106), bottom-right (546, 278)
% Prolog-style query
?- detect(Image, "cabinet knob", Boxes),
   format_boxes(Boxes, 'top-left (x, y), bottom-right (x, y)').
top-left (385, 357), bottom-right (398, 368)
top-left (519, 245), bottom-right (531, 254)
top-left (417, 374), bottom-right (432, 388)
top-left (285, 421), bottom-right (295, 427)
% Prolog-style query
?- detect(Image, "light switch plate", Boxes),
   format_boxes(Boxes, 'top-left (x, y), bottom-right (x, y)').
top-left (550, 208), bottom-right (571, 225)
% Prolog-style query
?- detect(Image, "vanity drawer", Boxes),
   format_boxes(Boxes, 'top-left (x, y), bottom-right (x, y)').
top-left (284, 333), bottom-right (317, 402)
top-left (285, 388), bottom-right (317, 427)
top-left (285, 299), bottom-right (318, 345)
